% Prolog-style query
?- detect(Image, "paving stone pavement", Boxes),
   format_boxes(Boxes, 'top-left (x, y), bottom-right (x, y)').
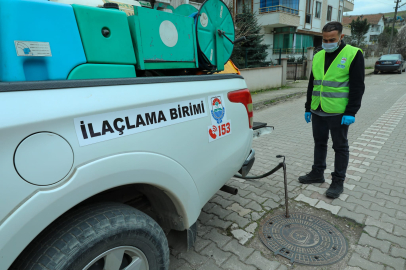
top-left (169, 72), bottom-right (406, 270)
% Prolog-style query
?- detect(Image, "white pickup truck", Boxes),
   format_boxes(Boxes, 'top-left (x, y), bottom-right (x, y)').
top-left (0, 75), bottom-right (255, 270)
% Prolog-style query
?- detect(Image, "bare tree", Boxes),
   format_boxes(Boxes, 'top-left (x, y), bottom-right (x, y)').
top-left (395, 27), bottom-right (406, 58)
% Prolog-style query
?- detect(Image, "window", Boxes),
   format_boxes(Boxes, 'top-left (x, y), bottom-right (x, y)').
top-left (306, 14), bottom-right (311, 23)
top-left (273, 33), bottom-right (294, 52)
top-left (380, 55), bottom-right (400, 60)
top-left (260, 0), bottom-right (299, 10)
top-left (370, 35), bottom-right (378, 42)
top-left (237, 0), bottom-right (252, 13)
top-left (295, 34), bottom-right (314, 49)
top-left (260, 0), bottom-right (299, 14)
top-left (338, 9), bottom-right (342, 22)
top-left (315, 1), bottom-right (321, 18)
top-left (305, 0), bottom-right (312, 23)
top-left (327, 6), bottom-right (332, 21)
top-left (305, 0), bottom-right (311, 13)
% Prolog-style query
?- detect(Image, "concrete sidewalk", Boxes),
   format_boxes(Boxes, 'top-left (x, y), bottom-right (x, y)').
top-left (252, 69), bottom-right (375, 110)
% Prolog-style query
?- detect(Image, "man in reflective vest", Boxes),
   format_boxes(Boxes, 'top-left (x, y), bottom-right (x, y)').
top-left (298, 22), bottom-right (365, 199)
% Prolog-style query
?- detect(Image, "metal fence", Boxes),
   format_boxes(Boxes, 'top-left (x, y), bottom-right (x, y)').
top-left (231, 47), bottom-right (309, 76)
top-left (285, 49), bottom-right (307, 81)
top-left (259, 5), bottom-right (299, 15)
top-left (287, 62), bottom-right (307, 81)
top-left (272, 47), bottom-right (307, 56)
top-left (231, 48), bottom-right (275, 69)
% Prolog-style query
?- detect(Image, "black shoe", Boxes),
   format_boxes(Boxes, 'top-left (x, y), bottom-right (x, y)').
top-left (326, 179), bottom-right (344, 199)
top-left (298, 170), bottom-right (325, 184)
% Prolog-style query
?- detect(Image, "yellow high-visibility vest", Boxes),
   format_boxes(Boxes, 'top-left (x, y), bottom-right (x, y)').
top-left (311, 45), bottom-right (361, 113)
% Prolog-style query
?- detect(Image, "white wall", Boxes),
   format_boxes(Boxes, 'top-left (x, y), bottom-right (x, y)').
top-left (312, 5), bottom-right (322, 33)
top-left (259, 28), bottom-right (274, 61)
top-left (298, 0), bottom-right (307, 30)
top-left (263, 33), bottom-right (274, 61)
top-left (240, 66), bottom-right (283, 91)
top-left (327, 0), bottom-right (343, 22)
top-left (365, 56), bottom-right (380, 68)
top-left (253, 0), bottom-right (260, 15)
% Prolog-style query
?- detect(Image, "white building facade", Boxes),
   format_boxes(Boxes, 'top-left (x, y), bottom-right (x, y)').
top-left (343, 14), bottom-right (385, 46)
top-left (249, 0), bottom-right (354, 60)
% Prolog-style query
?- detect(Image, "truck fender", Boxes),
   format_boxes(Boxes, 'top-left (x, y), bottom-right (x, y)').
top-left (0, 152), bottom-right (200, 269)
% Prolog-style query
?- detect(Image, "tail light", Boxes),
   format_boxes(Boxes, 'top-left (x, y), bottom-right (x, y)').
top-left (376, 61), bottom-right (380, 65)
top-left (228, 89), bottom-right (253, 129)
top-left (396, 60), bottom-right (401, 64)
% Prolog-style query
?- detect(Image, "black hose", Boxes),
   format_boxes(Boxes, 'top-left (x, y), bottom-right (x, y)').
top-left (234, 162), bottom-right (284, 179)
top-left (233, 155), bottom-right (285, 180)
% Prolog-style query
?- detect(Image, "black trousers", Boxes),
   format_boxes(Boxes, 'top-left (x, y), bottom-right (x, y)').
top-left (311, 113), bottom-right (349, 180)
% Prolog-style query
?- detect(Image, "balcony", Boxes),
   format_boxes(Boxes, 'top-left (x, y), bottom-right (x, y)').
top-left (259, 5), bottom-right (298, 15)
top-left (343, 0), bottom-right (354, 12)
top-left (258, 5), bottom-right (300, 27)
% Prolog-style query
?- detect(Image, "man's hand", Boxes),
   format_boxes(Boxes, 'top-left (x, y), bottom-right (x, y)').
top-left (305, 112), bottom-right (311, 123)
top-left (341, 115), bottom-right (355, 125)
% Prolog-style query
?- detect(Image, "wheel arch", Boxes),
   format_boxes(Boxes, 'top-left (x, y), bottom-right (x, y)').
top-left (1, 152), bottom-right (200, 269)
top-left (79, 183), bottom-right (189, 231)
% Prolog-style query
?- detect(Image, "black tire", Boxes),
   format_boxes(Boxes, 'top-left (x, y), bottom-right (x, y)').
top-left (398, 69), bottom-right (402, 74)
top-left (374, 70), bottom-right (379, 74)
top-left (11, 202), bottom-right (169, 270)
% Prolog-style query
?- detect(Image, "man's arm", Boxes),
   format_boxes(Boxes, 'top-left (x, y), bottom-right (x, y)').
top-left (344, 50), bottom-right (365, 116)
top-left (305, 71), bottom-right (314, 112)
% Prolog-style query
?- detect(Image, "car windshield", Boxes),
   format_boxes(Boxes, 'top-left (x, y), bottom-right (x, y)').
top-left (380, 55), bottom-right (399, 60)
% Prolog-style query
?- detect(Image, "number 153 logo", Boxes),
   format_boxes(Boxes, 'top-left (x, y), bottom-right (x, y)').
top-left (208, 120), bottom-right (231, 142)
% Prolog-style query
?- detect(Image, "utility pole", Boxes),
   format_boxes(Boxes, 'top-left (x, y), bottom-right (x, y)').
top-left (233, 0), bottom-right (236, 26)
top-left (389, 0), bottom-right (401, 53)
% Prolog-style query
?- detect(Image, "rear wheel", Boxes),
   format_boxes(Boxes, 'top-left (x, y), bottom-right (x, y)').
top-left (11, 202), bottom-right (169, 270)
top-left (398, 69), bottom-right (402, 74)
top-left (374, 70), bottom-right (379, 74)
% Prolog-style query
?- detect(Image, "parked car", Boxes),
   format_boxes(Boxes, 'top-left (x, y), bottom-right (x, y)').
top-left (374, 54), bottom-right (406, 74)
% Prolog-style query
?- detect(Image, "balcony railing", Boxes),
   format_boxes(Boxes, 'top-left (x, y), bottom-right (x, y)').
top-left (273, 48), bottom-right (308, 54)
top-left (259, 5), bottom-right (299, 15)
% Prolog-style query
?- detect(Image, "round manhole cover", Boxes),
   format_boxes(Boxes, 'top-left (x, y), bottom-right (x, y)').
top-left (259, 213), bottom-right (348, 266)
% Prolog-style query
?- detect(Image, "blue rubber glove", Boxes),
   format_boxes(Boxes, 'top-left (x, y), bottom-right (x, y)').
top-left (305, 112), bottom-right (311, 123)
top-left (341, 115), bottom-right (355, 125)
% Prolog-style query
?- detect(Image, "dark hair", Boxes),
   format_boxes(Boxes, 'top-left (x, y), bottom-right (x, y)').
top-left (322, 21), bottom-right (343, 34)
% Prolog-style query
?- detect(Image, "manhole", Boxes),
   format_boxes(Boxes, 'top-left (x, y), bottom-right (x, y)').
top-left (259, 213), bottom-right (348, 266)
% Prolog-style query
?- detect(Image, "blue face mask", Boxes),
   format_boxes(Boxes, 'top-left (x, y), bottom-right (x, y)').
top-left (322, 39), bottom-right (341, 53)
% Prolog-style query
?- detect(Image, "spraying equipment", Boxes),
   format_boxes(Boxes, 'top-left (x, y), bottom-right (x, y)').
top-left (0, 0), bottom-right (243, 82)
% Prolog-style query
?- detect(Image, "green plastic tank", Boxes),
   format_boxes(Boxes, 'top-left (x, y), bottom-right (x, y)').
top-left (72, 4), bottom-right (136, 65)
top-left (128, 7), bottom-right (198, 70)
top-left (68, 64), bottom-right (136, 80)
top-left (174, 4), bottom-right (198, 16)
